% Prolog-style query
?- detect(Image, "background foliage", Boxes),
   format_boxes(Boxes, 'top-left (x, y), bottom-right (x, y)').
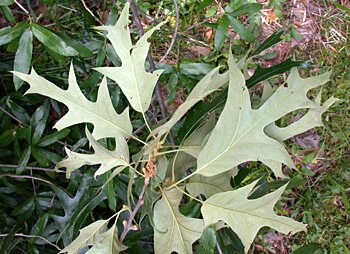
top-left (0, 0), bottom-right (349, 253)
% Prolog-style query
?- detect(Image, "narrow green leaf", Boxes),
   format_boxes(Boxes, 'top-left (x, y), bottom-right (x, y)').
top-left (226, 3), bottom-right (262, 17)
top-left (37, 129), bottom-right (70, 147)
top-left (334, 2), bottom-right (350, 14)
top-left (167, 72), bottom-right (178, 104)
top-left (13, 28), bottom-right (33, 90)
top-left (214, 16), bottom-right (228, 50)
top-left (197, 226), bottom-right (217, 254)
top-left (0, 0), bottom-right (14, 6)
top-left (30, 100), bottom-right (50, 145)
top-left (252, 30), bottom-right (284, 56)
top-left (104, 172), bottom-right (117, 212)
top-left (0, 129), bottom-right (16, 147)
top-left (0, 21), bottom-right (28, 46)
top-left (31, 146), bottom-right (51, 167)
top-left (16, 146), bottom-right (31, 174)
top-left (206, 5), bottom-right (218, 18)
top-left (246, 58), bottom-right (307, 88)
top-left (31, 23), bottom-right (78, 56)
top-left (179, 63), bottom-right (215, 76)
top-left (197, 0), bottom-right (214, 11)
top-left (292, 243), bottom-right (319, 254)
top-left (0, 5), bottom-right (16, 23)
top-left (226, 15), bottom-right (248, 40)
top-left (57, 32), bottom-right (93, 58)
top-left (291, 26), bottom-right (303, 41)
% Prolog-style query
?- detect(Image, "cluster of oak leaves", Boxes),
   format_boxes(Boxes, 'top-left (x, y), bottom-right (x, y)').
top-left (13, 3), bottom-right (337, 254)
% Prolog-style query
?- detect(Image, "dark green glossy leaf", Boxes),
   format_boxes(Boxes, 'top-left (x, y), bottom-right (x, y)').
top-left (45, 46), bottom-right (66, 65)
top-left (179, 63), bottom-right (215, 76)
top-left (197, 0), bottom-right (214, 11)
top-left (291, 26), bottom-right (303, 41)
top-left (0, 5), bottom-right (16, 23)
top-left (30, 214), bottom-right (49, 236)
top-left (252, 30), bottom-right (284, 56)
top-left (334, 2), bottom-right (350, 13)
top-left (37, 129), bottom-right (70, 147)
top-left (13, 28), bottom-right (33, 90)
top-left (57, 32), bottom-right (93, 58)
top-left (179, 200), bottom-right (202, 218)
top-left (177, 90), bottom-right (226, 142)
top-left (31, 147), bottom-right (50, 167)
top-left (292, 243), bottom-right (319, 254)
top-left (16, 126), bottom-right (31, 143)
top-left (214, 16), bottom-right (228, 51)
top-left (104, 172), bottom-right (117, 212)
top-left (10, 197), bottom-right (34, 216)
top-left (198, 226), bottom-right (217, 254)
top-left (0, 21), bottom-right (28, 46)
top-left (167, 72), bottom-right (178, 104)
top-left (30, 100), bottom-right (50, 145)
top-left (246, 58), bottom-right (307, 87)
top-left (16, 146), bottom-right (31, 174)
top-left (0, 129), bottom-right (15, 147)
top-left (206, 5), bottom-right (218, 18)
top-left (6, 99), bottom-right (30, 124)
top-left (226, 15), bottom-right (248, 40)
top-left (226, 3), bottom-right (262, 17)
top-left (33, 147), bottom-right (60, 166)
top-left (31, 23), bottom-right (78, 56)
top-left (0, 0), bottom-right (14, 5)
top-left (106, 43), bottom-right (121, 66)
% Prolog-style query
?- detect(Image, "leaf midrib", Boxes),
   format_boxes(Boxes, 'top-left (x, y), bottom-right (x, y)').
top-left (34, 83), bottom-right (130, 137)
top-left (198, 82), bottom-right (295, 174)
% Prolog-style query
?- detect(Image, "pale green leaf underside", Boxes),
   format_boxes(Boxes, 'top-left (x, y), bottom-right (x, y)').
top-left (86, 223), bottom-right (127, 254)
top-left (94, 3), bottom-right (164, 113)
top-left (12, 64), bottom-right (132, 140)
top-left (56, 128), bottom-right (129, 178)
top-left (265, 92), bottom-right (338, 142)
top-left (152, 67), bottom-right (229, 137)
top-left (154, 188), bottom-right (204, 254)
top-left (201, 180), bottom-right (307, 253)
top-left (196, 52), bottom-right (331, 178)
top-left (59, 219), bottom-right (109, 254)
top-left (186, 170), bottom-right (233, 198)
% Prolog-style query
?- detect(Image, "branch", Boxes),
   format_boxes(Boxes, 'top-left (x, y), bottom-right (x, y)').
top-left (14, 0), bottom-right (30, 17)
top-left (127, 0), bottom-right (175, 145)
top-left (120, 176), bottom-right (149, 242)
top-left (0, 233), bottom-right (61, 251)
top-left (156, 0), bottom-right (179, 67)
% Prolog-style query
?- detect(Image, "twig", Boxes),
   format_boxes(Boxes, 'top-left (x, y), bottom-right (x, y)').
top-left (0, 174), bottom-right (55, 186)
top-left (120, 176), bottom-right (149, 242)
top-left (0, 233), bottom-right (61, 251)
top-left (216, 239), bottom-right (223, 254)
top-left (13, 0), bottom-right (30, 17)
top-left (156, 0), bottom-right (179, 67)
top-left (128, 0), bottom-right (175, 145)
top-left (0, 106), bottom-right (23, 124)
top-left (80, 0), bottom-right (103, 25)
top-left (0, 164), bottom-right (66, 173)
